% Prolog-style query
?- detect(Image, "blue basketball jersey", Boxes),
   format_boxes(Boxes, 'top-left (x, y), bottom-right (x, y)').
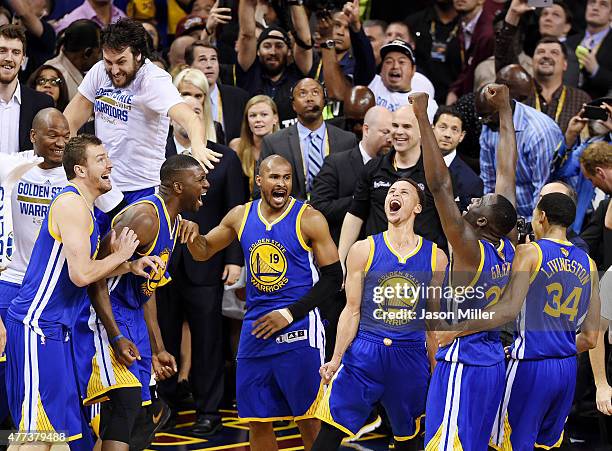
top-left (436, 237), bottom-right (514, 366)
top-left (8, 184), bottom-right (100, 339)
top-left (510, 238), bottom-right (594, 360)
top-left (107, 194), bottom-right (179, 310)
top-left (359, 232), bottom-right (437, 341)
top-left (237, 198), bottom-right (323, 358)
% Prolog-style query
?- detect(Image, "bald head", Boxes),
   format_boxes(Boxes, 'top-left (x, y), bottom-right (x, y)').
top-left (259, 154), bottom-right (292, 175)
top-left (362, 106), bottom-right (393, 156)
top-left (495, 64), bottom-right (534, 102)
top-left (364, 105), bottom-right (393, 127)
top-left (169, 35), bottom-right (196, 68)
top-left (32, 108), bottom-right (68, 133)
top-left (30, 108), bottom-right (70, 169)
top-left (344, 86), bottom-right (376, 120)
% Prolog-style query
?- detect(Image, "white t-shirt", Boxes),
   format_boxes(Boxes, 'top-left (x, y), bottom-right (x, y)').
top-left (368, 74), bottom-right (438, 120)
top-left (0, 152), bottom-right (43, 269)
top-left (79, 59), bottom-right (184, 191)
top-left (1, 164), bottom-right (67, 284)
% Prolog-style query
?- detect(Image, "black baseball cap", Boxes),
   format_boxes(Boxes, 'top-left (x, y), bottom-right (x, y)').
top-left (257, 26), bottom-right (290, 49)
top-left (380, 39), bottom-right (415, 64)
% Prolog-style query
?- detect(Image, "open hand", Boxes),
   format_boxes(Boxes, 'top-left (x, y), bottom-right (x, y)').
top-left (205, 0), bottom-right (232, 37)
top-left (178, 219), bottom-right (200, 244)
top-left (111, 227), bottom-right (140, 261)
top-left (252, 310), bottom-right (290, 339)
top-left (129, 255), bottom-right (165, 278)
top-left (191, 142), bottom-right (222, 172)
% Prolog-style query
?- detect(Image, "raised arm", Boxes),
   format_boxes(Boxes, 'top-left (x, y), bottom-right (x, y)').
top-left (320, 239), bottom-right (369, 383)
top-left (63, 93), bottom-right (94, 137)
top-left (186, 204), bottom-right (244, 261)
top-left (237, 0), bottom-right (258, 71)
top-left (490, 84), bottom-right (518, 208)
top-left (317, 12), bottom-right (352, 101)
top-left (289, 3), bottom-right (314, 75)
top-left (7, 0), bottom-right (45, 37)
top-left (409, 92), bottom-right (480, 265)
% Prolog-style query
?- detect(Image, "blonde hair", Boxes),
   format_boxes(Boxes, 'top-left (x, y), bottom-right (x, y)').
top-left (236, 95), bottom-right (279, 191)
top-left (173, 68), bottom-right (217, 143)
top-left (580, 141), bottom-right (612, 174)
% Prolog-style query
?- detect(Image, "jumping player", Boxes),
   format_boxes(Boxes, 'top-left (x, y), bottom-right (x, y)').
top-left (437, 192), bottom-right (601, 450)
top-left (75, 154), bottom-right (209, 450)
top-left (311, 177), bottom-right (447, 451)
top-left (181, 155), bottom-right (342, 451)
top-left (410, 86), bottom-right (518, 451)
top-left (4, 135), bottom-right (151, 450)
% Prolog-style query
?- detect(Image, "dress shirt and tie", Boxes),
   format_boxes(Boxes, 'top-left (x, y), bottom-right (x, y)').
top-left (209, 84), bottom-right (224, 131)
top-left (0, 83), bottom-right (21, 155)
top-left (461, 9), bottom-right (482, 51)
top-left (297, 121), bottom-right (327, 193)
top-left (480, 101), bottom-right (564, 220)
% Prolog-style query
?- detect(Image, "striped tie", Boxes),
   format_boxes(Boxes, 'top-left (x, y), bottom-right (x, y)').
top-left (307, 131), bottom-right (323, 192)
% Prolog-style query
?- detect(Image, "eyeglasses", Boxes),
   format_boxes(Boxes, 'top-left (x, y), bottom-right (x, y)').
top-left (36, 77), bottom-right (62, 87)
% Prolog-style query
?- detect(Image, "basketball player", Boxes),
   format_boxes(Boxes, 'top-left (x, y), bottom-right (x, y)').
top-left (74, 154), bottom-right (208, 451)
top-left (436, 192), bottom-right (600, 450)
top-left (410, 86), bottom-right (518, 451)
top-left (310, 178), bottom-right (447, 451)
top-left (180, 155), bottom-right (342, 451)
top-left (4, 135), bottom-right (153, 450)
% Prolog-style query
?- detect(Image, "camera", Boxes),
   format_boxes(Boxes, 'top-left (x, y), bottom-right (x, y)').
top-left (516, 217), bottom-right (535, 244)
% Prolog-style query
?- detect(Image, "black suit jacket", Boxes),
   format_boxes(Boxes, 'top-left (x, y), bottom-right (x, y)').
top-left (259, 123), bottom-right (358, 200)
top-left (165, 134), bottom-right (248, 286)
top-left (219, 84), bottom-right (249, 144)
top-left (448, 154), bottom-right (484, 213)
top-left (19, 85), bottom-right (54, 152)
top-left (310, 146), bottom-right (365, 244)
top-left (565, 31), bottom-right (612, 99)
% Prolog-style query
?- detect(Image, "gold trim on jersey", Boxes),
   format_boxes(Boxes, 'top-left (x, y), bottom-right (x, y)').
top-left (112, 199), bottom-right (159, 257)
top-left (382, 232), bottom-right (422, 264)
top-left (364, 236), bottom-right (375, 273)
top-left (237, 415), bottom-right (295, 423)
top-left (530, 242), bottom-right (544, 284)
top-left (257, 197), bottom-right (296, 231)
top-left (315, 366), bottom-right (355, 437)
top-left (431, 243), bottom-right (438, 272)
top-left (238, 202), bottom-right (253, 240)
top-left (394, 414), bottom-right (424, 441)
top-left (48, 184), bottom-right (95, 242)
top-left (541, 238), bottom-right (574, 246)
top-left (466, 241), bottom-right (486, 288)
top-left (295, 203), bottom-right (311, 251)
top-left (425, 423), bottom-right (464, 450)
top-left (489, 412), bottom-right (513, 450)
top-left (294, 380), bottom-right (325, 421)
top-left (535, 431), bottom-right (564, 449)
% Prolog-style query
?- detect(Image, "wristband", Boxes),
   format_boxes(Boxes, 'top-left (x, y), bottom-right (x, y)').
top-left (110, 334), bottom-right (124, 345)
top-left (278, 308), bottom-right (294, 324)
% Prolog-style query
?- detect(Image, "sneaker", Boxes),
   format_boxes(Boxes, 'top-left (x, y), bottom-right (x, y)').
top-left (346, 414), bottom-right (382, 442)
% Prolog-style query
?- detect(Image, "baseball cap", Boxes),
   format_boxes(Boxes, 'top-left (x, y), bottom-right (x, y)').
top-left (176, 14), bottom-right (207, 37)
top-left (257, 26), bottom-right (291, 49)
top-left (380, 39), bottom-right (415, 64)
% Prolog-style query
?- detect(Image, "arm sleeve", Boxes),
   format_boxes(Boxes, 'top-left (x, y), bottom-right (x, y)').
top-left (495, 22), bottom-right (520, 73)
top-left (287, 261), bottom-right (343, 319)
top-left (349, 27), bottom-right (376, 86)
top-left (479, 129), bottom-right (496, 194)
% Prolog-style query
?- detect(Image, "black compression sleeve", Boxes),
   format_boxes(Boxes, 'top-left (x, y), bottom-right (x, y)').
top-left (287, 261), bottom-right (343, 320)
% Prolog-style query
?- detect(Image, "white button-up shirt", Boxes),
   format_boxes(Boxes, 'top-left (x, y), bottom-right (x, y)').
top-left (0, 82), bottom-right (21, 155)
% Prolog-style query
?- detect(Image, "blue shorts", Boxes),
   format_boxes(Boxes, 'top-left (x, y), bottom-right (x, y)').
top-left (490, 357), bottom-right (577, 451)
top-left (72, 302), bottom-right (152, 406)
top-left (0, 282), bottom-right (18, 425)
top-left (316, 332), bottom-right (429, 441)
top-left (236, 346), bottom-right (323, 421)
top-left (5, 319), bottom-right (82, 442)
top-left (425, 359), bottom-right (505, 451)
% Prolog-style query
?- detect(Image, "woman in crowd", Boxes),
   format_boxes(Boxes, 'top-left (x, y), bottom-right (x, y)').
top-left (173, 67), bottom-right (220, 143)
top-left (27, 65), bottom-right (70, 111)
top-left (229, 95), bottom-right (279, 197)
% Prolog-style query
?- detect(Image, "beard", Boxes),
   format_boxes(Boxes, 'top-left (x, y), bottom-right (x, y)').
top-left (106, 65), bottom-right (139, 88)
top-left (261, 54), bottom-right (287, 77)
top-left (0, 64), bottom-right (19, 85)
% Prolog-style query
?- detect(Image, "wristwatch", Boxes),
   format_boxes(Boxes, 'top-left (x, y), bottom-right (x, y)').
top-left (321, 39), bottom-right (336, 49)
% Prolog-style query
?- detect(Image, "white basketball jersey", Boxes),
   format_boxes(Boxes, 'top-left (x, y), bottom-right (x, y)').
top-left (1, 165), bottom-right (67, 284)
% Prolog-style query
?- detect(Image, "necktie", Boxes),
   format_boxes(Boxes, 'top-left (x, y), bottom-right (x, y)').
top-left (307, 131), bottom-right (323, 192)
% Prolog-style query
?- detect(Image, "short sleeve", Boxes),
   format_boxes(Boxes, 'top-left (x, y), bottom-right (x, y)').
top-left (78, 61), bottom-right (104, 103)
top-left (140, 67), bottom-right (184, 116)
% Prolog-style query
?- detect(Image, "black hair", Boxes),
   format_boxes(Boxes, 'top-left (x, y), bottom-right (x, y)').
top-left (101, 18), bottom-right (150, 60)
top-left (26, 65), bottom-right (70, 111)
top-left (491, 195), bottom-right (517, 235)
top-left (433, 106), bottom-right (464, 128)
top-left (59, 19), bottom-right (100, 53)
top-left (363, 19), bottom-right (388, 30)
top-left (535, 36), bottom-right (568, 58)
top-left (160, 155), bottom-right (201, 185)
top-left (63, 135), bottom-right (102, 180)
top-left (393, 177), bottom-right (426, 208)
top-left (537, 192), bottom-right (576, 228)
top-left (185, 40), bottom-right (218, 66)
top-left (551, 0), bottom-right (572, 24)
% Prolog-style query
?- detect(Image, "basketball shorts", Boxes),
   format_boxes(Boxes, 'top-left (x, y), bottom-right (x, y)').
top-left (73, 303), bottom-right (152, 406)
top-left (425, 359), bottom-right (505, 451)
top-left (0, 280), bottom-right (19, 424)
top-left (5, 319), bottom-right (82, 442)
top-left (316, 332), bottom-right (429, 441)
top-left (490, 357), bottom-right (577, 451)
top-left (236, 346), bottom-right (323, 421)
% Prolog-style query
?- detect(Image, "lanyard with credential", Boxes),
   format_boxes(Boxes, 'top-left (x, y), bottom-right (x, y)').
top-left (535, 86), bottom-right (566, 124)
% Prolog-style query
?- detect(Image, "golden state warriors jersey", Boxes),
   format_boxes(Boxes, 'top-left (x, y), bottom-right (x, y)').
top-left (237, 198), bottom-right (324, 358)
top-left (107, 194), bottom-right (179, 309)
top-left (436, 237), bottom-right (514, 366)
top-left (359, 232), bottom-right (438, 341)
top-left (8, 184), bottom-right (100, 339)
top-left (510, 238), bottom-right (594, 360)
